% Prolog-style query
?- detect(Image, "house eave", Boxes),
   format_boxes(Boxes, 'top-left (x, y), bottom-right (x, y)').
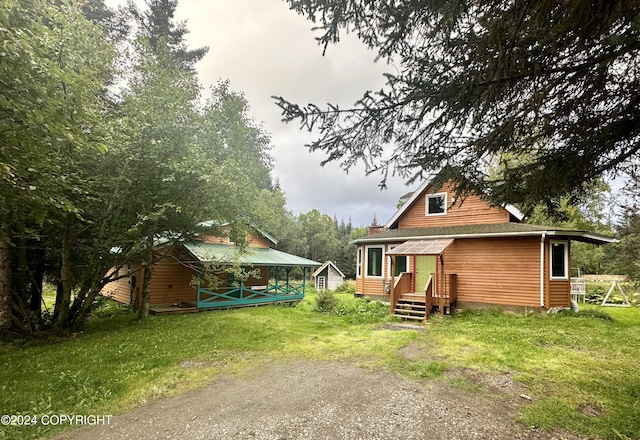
top-left (312, 261), bottom-right (346, 278)
top-left (354, 229), bottom-right (617, 245)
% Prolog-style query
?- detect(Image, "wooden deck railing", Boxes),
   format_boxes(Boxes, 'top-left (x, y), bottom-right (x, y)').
top-left (391, 272), bottom-right (412, 313)
top-left (426, 273), bottom-right (457, 316)
top-left (425, 275), bottom-right (434, 319)
top-left (196, 282), bottom-right (305, 309)
top-left (392, 271), bottom-right (458, 319)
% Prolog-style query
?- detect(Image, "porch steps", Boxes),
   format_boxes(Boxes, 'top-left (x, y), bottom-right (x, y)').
top-left (393, 299), bottom-right (426, 321)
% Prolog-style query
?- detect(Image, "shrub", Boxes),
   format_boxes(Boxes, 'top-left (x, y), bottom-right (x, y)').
top-left (554, 309), bottom-right (615, 322)
top-left (334, 282), bottom-right (356, 295)
top-left (314, 290), bottom-right (338, 313)
top-left (335, 297), bottom-right (389, 323)
top-left (88, 297), bottom-right (131, 319)
top-left (585, 282), bottom-right (609, 304)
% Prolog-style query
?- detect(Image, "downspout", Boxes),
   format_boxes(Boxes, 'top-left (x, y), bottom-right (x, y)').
top-left (540, 233), bottom-right (546, 307)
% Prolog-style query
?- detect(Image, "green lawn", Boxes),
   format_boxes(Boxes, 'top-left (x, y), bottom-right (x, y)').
top-left (1, 291), bottom-right (639, 440)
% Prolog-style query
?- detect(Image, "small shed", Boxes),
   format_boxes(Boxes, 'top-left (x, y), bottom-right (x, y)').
top-left (312, 261), bottom-right (345, 291)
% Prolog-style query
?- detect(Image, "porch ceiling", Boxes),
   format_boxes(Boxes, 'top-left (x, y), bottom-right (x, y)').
top-left (386, 238), bottom-right (454, 256)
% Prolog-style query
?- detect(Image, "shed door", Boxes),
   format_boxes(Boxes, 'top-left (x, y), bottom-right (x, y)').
top-left (415, 256), bottom-right (437, 292)
top-left (317, 276), bottom-right (326, 291)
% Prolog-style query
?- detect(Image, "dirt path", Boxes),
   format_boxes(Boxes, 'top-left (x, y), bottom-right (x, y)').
top-left (52, 359), bottom-right (582, 440)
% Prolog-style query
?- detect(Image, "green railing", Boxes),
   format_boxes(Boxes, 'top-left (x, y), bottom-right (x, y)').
top-left (196, 266), bottom-right (307, 309)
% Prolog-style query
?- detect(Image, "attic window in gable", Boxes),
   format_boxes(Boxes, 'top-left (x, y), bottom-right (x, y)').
top-left (426, 193), bottom-right (447, 216)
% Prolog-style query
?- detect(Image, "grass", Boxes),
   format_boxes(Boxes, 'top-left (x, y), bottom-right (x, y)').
top-left (1, 288), bottom-right (639, 440)
top-left (425, 305), bottom-right (640, 439)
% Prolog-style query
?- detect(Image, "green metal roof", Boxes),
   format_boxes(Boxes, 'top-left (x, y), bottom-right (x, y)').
top-left (354, 223), bottom-right (616, 245)
top-left (183, 243), bottom-right (321, 267)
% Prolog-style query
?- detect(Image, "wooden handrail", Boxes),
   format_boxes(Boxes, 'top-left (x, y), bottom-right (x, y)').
top-left (424, 274), bottom-right (433, 295)
top-left (424, 274), bottom-right (433, 319)
top-left (391, 271), bottom-right (412, 314)
top-left (393, 272), bottom-right (412, 296)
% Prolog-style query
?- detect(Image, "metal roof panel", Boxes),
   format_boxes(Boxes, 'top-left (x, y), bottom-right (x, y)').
top-left (386, 238), bottom-right (455, 255)
top-left (183, 243), bottom-right (321, 267)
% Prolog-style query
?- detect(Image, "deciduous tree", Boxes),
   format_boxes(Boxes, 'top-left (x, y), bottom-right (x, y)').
top-left (0, 0), bottom-right (114, 334)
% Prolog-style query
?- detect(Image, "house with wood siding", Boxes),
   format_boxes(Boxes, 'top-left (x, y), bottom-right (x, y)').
top-left (101, 225), bottom-right (320, 313)
top-left (353, 179), bottom-right (616, 319)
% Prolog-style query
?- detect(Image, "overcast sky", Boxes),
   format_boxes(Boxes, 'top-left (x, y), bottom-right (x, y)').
top-left (107, 0), bottom-right (413, 226)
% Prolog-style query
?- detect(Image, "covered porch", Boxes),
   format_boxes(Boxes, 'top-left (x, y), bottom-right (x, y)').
top-left (185, 242), bottom-right (320, 310)
top-left (388, 238), bottom-right (457, 320)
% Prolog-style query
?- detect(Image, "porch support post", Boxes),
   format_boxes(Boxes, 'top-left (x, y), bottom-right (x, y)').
top-left (439, 254), bottom-right (445, 316)
top-left (302, 267), bottom-right (306, 295)
top-left (275, 266), bottom-right (279, 294)
top-left (196, 271), bottom-right (202, 308)
top-left (390, 255), bottom-right (396, 315)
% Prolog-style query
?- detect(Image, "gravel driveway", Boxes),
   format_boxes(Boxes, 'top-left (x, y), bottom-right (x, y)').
top-left (52, 359), bottom-right (582, 440)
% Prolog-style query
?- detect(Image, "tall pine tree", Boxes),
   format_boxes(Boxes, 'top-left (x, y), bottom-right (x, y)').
top-left (276, 0), bottom-right (640, 213)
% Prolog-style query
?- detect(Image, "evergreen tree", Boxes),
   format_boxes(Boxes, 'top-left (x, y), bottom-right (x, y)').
top-left (276, 0), bottom-right (640, 212)
top-left (128, 0), bottom-right (207, 69)
top-left (605, 166), bottom-right (640, 282)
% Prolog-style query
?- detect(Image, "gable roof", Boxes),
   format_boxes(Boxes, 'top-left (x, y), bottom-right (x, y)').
top-left (183, 242), bottom-right (320, 267)
top-left (385, 178), bottom-right (525, 228)
top-left (312, 260), bottom-right (346, 278)
top-left (198, 220), bottom-right (278, 246)
top-left (354, 223), bottom-right (616, 246)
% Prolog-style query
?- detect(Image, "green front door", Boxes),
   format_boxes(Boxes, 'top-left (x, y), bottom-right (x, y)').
top-left (415, 256), bottom-right (437, 292)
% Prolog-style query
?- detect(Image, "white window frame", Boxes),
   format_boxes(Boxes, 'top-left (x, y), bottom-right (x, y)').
top-left (317, 276), bottom-right (326, 291)
top-left (389, 245), bottom-right (408, 277)
top-left (426, 192), bottom-right (447, 216)
top-left (357, 247), bottom-right (363, 277)
top-left (549, 240), bottom-right (569, 280)
top-left (365, 245), bottom-right (384, 279)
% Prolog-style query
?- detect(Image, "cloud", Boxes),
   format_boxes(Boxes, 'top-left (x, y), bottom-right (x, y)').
top-left (109, 0), bottom-right (416, 226)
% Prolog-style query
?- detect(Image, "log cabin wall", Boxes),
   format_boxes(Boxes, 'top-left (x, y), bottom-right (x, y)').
top-left (398, 181), bottom-right (511, 229)
top-left (100, 264), bottom-right (140, 305)
top-left (200, 230), bottom-right (272, 248)
top-left (444, 236), bottom-right (542, 307)
top-left (246, 234), bottom-right (273, 249)
top-left (148, 261), bottom-right (197, 306)
top-left (245, 266), bottom-right (269, 286)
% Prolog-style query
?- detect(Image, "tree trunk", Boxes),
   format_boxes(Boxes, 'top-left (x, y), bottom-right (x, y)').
top-left (14, 231), bottom-right (27, 304)
top-left (138, 263), bottom-right (153, 319)
top-left (70, 283), bottom-right (100, 330)
top-left (53, 216), bottom-right (73, 334)
top-left (138, 239), bottom-right (154, 320)
top-left (29, 257), bottom-right (44, 318)
top-left (0, 228), bottom-right (12, 332)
